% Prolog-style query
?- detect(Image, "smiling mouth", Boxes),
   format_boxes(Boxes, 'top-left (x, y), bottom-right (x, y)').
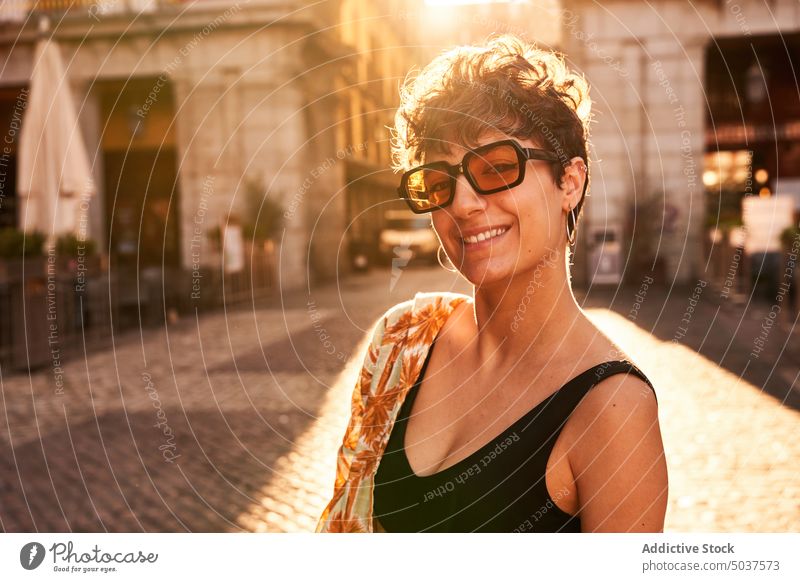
top-left (460, 225), bottom-right (511, 246)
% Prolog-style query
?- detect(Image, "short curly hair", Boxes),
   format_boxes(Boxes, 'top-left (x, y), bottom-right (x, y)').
top-left (390, 34), bottom-right (592, 239)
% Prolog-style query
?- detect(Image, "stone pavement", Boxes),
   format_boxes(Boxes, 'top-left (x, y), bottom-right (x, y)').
top-left (0, 265), bottom-right (797, 532)
top-left (0, 264), bottom-right (467, 533)
top-left (579, 282), bottom-right (800, 532)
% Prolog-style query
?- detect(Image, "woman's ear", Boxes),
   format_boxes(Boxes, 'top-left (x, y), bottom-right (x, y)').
top-left (560, 156), bottom-right (586, 212)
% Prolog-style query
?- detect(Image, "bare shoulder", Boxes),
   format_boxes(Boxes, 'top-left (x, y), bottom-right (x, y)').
top-left (569, 369), bottom-right (660, 461)
top-left (566, 369), bottom-right (668, 532)
top-left (578, 369), bottom-right (658, 417)
top-left (568, 327), bottom-right (658, 423)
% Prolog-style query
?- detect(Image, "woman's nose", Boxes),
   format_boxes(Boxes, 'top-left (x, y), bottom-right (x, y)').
top-left (449, 174), bottom-right (487, 218)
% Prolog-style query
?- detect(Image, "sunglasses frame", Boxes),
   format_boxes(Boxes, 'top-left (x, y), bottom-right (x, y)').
top-left (397, 139), bottom-right (563, 214)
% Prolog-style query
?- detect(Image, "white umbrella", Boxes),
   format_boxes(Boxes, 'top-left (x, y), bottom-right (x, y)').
top-left (17, 16), bottom-right (95, 238)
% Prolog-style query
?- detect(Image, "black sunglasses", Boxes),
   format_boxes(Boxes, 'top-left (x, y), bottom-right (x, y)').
top-left (397, 139), bottom-right (562, 214)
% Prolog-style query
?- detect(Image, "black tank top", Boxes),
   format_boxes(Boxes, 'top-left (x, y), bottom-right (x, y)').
top-left (373, 338), bottom-right (656, 532)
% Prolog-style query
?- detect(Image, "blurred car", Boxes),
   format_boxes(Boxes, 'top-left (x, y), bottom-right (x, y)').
top-left (379, 210), bottom-right (439, 265)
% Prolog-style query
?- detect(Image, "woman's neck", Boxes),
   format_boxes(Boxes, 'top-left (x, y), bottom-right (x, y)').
top-left (467, 250), bottom-right (589, 369)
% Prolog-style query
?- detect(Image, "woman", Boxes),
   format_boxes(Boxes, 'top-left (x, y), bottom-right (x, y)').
top-left (317, 34), bottom-right (668, 533)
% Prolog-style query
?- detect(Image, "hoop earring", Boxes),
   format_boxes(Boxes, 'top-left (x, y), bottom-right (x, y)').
top-left (566, 207), bottom-right (577, 245)
top-left (437, 245), bottom-right (459, 273)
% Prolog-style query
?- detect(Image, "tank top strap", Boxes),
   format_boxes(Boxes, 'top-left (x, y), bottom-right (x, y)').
top-left (560, 359), bottom-right (657, 409)
top-left (517, 359), bottom-right (657, 465)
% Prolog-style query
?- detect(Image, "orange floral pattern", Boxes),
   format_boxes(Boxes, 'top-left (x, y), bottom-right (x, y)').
top-left (316, 291), bottom-right (471, 532)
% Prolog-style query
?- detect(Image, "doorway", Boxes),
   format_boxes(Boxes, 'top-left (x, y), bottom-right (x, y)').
top-left (97, 78), bottom-right (182, 325)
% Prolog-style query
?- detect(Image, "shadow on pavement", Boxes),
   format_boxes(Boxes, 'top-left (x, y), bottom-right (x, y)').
top-left (581, 284), bottom-right (800, 412)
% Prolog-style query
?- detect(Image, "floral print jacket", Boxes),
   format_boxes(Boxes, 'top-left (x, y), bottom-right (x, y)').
top-left (316, 291), bottom-right (472, 533)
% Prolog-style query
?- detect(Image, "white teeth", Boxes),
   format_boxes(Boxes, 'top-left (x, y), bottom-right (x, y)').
top-left (463, 227), bottom-right (507, 244)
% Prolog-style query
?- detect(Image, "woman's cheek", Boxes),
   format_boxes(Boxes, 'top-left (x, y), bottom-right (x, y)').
top-left (431, 215), bottom-right (454, 244)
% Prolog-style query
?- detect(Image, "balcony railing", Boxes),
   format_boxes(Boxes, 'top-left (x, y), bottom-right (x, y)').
top-left (0, 0), bottom-right (187, 23)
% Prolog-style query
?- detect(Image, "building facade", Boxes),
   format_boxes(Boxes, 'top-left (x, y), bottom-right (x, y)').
top-left (562, 0), bottom-right (800, 285)
top-left (0, 0), bottom-right (419, 294)
top-left (3, 0), bottom-right (797, 291)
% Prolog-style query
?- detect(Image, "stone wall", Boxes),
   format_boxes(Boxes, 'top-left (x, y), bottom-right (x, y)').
top-left (0, 3), bottom-right (347, 291)
top-left (563, 0), bottom-right (800, 284)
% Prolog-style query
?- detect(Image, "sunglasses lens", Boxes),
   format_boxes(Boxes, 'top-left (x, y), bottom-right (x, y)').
top-left (404, 166), bottom-right (452, 212)
top-left (467, 143), bottom-right (521, 192)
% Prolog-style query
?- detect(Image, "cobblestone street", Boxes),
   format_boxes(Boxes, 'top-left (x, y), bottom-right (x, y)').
top-left (1, 265), bottom-right (798, 532)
